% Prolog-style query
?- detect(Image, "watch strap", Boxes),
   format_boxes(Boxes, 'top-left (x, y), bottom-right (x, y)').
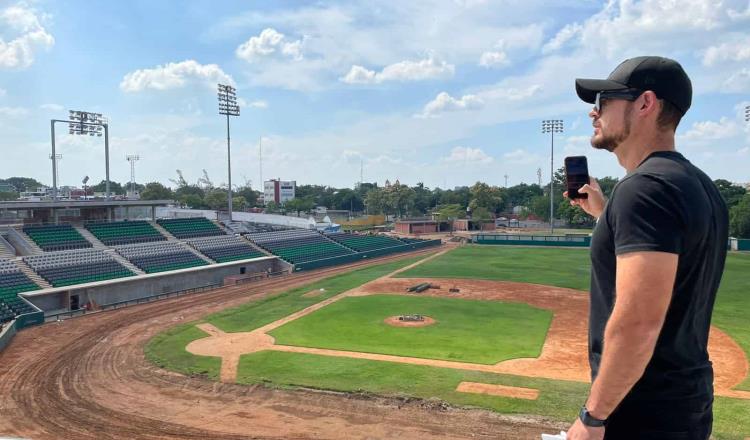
top-left (579, 406), bottom-right (607, 427)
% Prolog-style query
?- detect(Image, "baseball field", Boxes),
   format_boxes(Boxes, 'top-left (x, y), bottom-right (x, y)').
top-left (146, 245), bottom-right (750, 439)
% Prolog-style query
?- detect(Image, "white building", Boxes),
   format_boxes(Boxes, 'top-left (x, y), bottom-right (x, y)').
top-left (264, 179), bottom-right (296, 205)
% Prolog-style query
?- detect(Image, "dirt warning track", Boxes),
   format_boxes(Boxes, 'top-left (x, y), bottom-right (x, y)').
top-left (0, 248), bottom-right (564, 440)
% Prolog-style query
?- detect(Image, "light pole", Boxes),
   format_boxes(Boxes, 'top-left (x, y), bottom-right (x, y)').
top-left (126, 154), bottom-right (140, 197)
top-left (49, 154), bottom-right (62, 197)
top-left (542, 119), bottom-right (563, 234)
top-left (50, 110), bottom-right (109, 201)
top-left (218, 84), bottom-right (240, 221)
top-left (745, 105), bottom-right (749, 122)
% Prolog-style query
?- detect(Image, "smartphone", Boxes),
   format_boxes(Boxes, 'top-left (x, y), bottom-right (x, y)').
top-left (564, 156), bottom-right (589, 199)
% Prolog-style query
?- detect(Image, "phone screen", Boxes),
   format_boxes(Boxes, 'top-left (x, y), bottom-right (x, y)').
top-left (565, 156), bottom-right (589, 199)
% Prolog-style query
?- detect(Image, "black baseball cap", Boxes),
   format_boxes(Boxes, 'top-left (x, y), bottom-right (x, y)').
top-left (575, 56), bottom-right (692, 115)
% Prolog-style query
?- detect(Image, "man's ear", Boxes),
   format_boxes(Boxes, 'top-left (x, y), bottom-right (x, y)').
top-left (639, 91), bottom-right (659, 116)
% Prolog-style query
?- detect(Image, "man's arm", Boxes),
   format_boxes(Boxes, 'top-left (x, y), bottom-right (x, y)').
top-left (585, 251), bottom-right (678, 419)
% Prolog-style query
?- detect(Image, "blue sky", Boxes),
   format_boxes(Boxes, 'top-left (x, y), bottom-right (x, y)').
top-left (1, 0), bottom-right (749, 191)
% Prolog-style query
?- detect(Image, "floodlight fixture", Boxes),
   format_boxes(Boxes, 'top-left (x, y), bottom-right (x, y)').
top-left (217, 83), bottom-right (241, 221)
top-left (541, 119), bottom-right (564, 235)
top-left (745, 105), bottom-right (749, 122)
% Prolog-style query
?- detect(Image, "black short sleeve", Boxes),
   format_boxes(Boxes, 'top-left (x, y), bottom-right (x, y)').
top-left (609, 174), bottom-right (685, 255)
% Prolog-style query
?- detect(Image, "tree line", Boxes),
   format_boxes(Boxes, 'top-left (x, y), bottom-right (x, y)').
top-left (1, 173), bottom-right (749, 237)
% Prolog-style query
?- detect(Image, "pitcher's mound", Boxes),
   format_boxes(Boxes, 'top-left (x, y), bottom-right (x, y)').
top-left (384, 315), bottom-right (436, 327)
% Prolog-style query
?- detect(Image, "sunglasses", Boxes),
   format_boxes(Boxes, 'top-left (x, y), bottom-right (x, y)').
top-left (594, 88), bottom-right (643, 113)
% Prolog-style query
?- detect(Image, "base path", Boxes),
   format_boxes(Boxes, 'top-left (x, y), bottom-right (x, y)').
top-left (188, 272), bottom-right (750, 399)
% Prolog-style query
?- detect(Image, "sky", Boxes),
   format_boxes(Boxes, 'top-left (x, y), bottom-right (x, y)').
top-left (0, 0), bottom-right (749, 192)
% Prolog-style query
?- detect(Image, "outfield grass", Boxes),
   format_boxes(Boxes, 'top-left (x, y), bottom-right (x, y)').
top-left (206, 254), bottom-right (427, 333)
top-left (147, 247), bottom-right (750, 439)
top-left (145, 324), bottom-right (220, 380)
top-left (145, 254), bottom-right (428, 377)
top-left (269, 294), bottom-right (551, 364)
top-left (398, 245), bottom-right (591, 290)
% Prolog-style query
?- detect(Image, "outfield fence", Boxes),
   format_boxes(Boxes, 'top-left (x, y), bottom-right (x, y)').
top-left (473, 234), bottom-right (591, 247)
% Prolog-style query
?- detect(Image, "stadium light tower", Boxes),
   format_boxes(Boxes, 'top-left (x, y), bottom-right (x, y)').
top-left (126, 155), bottom-right (140, 196)
top-left (541, 119), bottom-right (563, 234)
top-left (218, 84), bottom-right (240, 221)
top-left (745, 105), bottom-right (749, 122)
top-left (49, 154), bottom-right (62, 195)
top-left (51, 110), bottom-right (109, 201)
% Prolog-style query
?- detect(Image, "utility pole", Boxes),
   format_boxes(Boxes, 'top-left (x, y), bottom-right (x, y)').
top-left (537, 168), bottom-right (542, 187)
top-left (504, 174), bottom-right (508, 188)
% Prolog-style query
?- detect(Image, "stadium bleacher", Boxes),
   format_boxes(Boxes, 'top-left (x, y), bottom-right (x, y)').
top-left (186, 235), bottom-right (264, 263)
top-left (0, 260), bottom-right (38, 323)
top-left (247, 229), bottom-right (355, 264)
top-left (116, 241), bottom-right (209, 273)
top-left (156, 217), bottom-right (226, 239)
top-left (85, 220), bottom-right (165, 246)
top-left (24, 249), bottom-right (135, 287)
top-left (327, 233), bottom-right (406, 252)
top-left (22, 224), bottom-right (92, 252)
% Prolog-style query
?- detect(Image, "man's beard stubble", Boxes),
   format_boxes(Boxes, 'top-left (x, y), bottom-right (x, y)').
top-left (591, 107), bottom-right (632, 152)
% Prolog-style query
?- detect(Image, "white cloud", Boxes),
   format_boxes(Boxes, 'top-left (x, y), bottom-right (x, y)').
top-left (235, 28), bottom-right (304, 63)
top-left (727, 3), bottom-right (750, 20)
top-left (702, 36), bottom-right (750, 66)
top-left (503, 149), bottom-right (540, 165)
top-left (119, 60), bottom-right (234, 92)
top-left (678, 117), bottom-right (740, 144)
top-left (722, 68), bottom-right (750, 93)
top-left (478, 51), bottom-right (509, 68)
top-left (418, 92), bottom-right (483, 118)
top-left (542, 23), bottom-right (583, 54)
top-left (237, 98), bottom-right (268, 109)
top-left (341, 56), bottom-right (454, 84)
top-left (0, 87), bottom-right (5, 97)
top-left (0, 4), bottom-right (54, 69)
top-left (0, 106), bottom-right (29, 117)
top-left (441, 146), bottom-right (493, 164)
top-left (40, 103), bottom-right (64, 111)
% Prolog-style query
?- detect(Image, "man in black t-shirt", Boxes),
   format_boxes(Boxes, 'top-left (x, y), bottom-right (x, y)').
top-left (564, 56), bottom-right (728, 440)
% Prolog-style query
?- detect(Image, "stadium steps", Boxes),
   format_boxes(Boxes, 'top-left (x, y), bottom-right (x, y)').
top-left (106, 250), bottom-right (146, 275)
top-left (0, 235), bottom-right (16, 259)
top-left (75, 226), bottom-right (107, 250)
top-left (211, 220), bottom-right (231, 234)
top-left (12, 228), bottom-right (44, 255)
top-left (240, 236), bottom-right (275, 257)
top-left (150, 222), bottom-right (178, 241)
top-left (185, 245), bottom-right (216, 264)
top-left (14, 259), bottom-right (51, 289)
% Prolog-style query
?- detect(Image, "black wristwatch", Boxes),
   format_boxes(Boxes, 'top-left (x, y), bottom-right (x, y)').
top-left (579, 406), bottom-right (607, 427)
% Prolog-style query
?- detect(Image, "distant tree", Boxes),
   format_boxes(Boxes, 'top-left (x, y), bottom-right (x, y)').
top-left (204, 190), bottom-right (228, 211)
top-left (0, 177), bottom-right (46, 192)
top-left (596, 176), bottom-right (619, 198)
top-left (0, 191), bottom-right (18, 201)
top-left (332, 189), bottom-right (364, 211)
top-left (285, 197), bottom-right (315, 216)
top-left (714, 179), bottom-right (747, 209)
top-left (232, 196), bottom-right (247, 211)
top-left (265, 201), bottom-right (281, 213)
top-left (180, 194), bottom-right (204, 209)
top-left (471, 206), bottom-right (492, 221)
top-left (504, 183), bottom-right (543, 211)
top-left (141, 182), bottom-right (173, 200)
top-left (364, 188), bottom-right (387, 214)
top-left (730, 193), bottom-right (750, 238)
top-left (435, 204), bottom-right (466, 221)
top-left (235, 186), bottom-right (259, 207)
top-left (91, 180), bottom-right (124, 195)
top-left (469, 182), bottom-right (503, 213)
top-left (529, 195), bottom-right (550, 222)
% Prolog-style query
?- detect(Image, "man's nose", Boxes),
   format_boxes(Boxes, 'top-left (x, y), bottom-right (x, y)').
top-left (589, 107), bottom-right (599, 119)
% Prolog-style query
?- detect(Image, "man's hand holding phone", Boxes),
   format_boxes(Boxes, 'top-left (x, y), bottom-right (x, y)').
top-left (564, 177), bottom-right (606, 220)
